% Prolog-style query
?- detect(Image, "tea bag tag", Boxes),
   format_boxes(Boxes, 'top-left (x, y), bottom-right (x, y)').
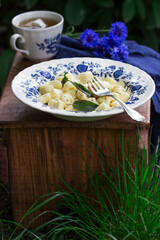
top-left (25, 19), bottom-right (47, 28)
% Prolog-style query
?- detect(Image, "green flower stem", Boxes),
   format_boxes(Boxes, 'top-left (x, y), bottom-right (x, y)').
top-left (64, 28), bottom-right (110, 40)
top-left (95, 29), bottom-right (110, 33)
top-left (63, 32), bottom-right (82, 40)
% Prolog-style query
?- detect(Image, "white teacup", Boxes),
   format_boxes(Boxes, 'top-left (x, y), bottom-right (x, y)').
top-left (10, 10), bottom-right (64, 61)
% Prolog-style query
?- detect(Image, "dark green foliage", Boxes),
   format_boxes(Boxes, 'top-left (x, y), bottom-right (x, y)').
top-left (65, 0), bottom-right (86, 26)
top-left (1, 0), bottom-right (160, 50)
top-left (0, 49), bottom-right (15, 94)
top-left (122, 0), bottom-right (135, 23)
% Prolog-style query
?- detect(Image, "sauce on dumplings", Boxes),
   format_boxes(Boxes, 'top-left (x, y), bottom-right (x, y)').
top-left (18, 18), bottom-right (58, 29)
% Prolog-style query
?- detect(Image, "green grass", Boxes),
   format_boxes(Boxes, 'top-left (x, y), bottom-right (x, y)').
top-left (1, 134), bottom-right (160, 239)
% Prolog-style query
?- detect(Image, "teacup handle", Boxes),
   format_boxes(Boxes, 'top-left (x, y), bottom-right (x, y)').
top-left (10, 33), bottom-right (29, 55)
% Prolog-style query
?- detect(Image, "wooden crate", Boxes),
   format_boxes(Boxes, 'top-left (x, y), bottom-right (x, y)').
top-left (0, 53), bottom-right (150, 227)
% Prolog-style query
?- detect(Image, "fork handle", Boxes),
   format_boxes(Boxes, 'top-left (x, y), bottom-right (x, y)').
top-left (110, 95), bottom-right (146, 122)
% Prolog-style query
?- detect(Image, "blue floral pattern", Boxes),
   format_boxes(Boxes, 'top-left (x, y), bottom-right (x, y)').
top-left (36, 34), bottom-right (61, 54)
top-left (21, 61), bottom-right (148, 104)
top-left (11, 58), bottom-right (155, 121)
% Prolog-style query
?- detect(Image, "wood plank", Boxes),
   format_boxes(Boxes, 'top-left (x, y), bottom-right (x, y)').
top-left (0, 142), bottom-right (8, 183)
top-left (6, 127), bottom-right (139, 226)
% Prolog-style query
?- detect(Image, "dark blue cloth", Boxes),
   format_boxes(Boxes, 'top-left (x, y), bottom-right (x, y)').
top-left (56, 36), bottom-right (160, 150)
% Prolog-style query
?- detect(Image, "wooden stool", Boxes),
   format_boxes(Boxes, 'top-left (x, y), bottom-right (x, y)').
top-left (0, 53), bottom-right (150, 227)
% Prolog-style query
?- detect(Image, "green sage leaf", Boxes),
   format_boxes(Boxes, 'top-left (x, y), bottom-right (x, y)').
top-left (71, 81), bottom-right (93, 97)
top-left (73, 100), bottom-right (98, 112)
top-left (62, 72), bottom-right (93, 97)
top-left (62, 72), bottom-right (69, 87)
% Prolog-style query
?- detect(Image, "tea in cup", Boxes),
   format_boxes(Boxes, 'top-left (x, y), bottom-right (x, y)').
top-left (10, 11), bottom-right (64, 61)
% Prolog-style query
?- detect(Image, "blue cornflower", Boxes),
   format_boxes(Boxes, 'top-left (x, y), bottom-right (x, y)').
top-left (80, 29), bottom-right (99, 49)
top-left (111, 43), bottom-right (129, 62)
top-left (80, 21), bottom-right (129, 62)
top-left (103, 36), bottom-right (120, 55)
top-left (93, 36), bottom-right (107, 57)
top-left (109, 21), bottom-right (128, 43)
top-left (93, 45), bottom-right (105, 57)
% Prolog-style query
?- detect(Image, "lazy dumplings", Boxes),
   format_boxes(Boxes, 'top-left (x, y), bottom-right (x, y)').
top-left (38, 72), bottom-right (130, 111)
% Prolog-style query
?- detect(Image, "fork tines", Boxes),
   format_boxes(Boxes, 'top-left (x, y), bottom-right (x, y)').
top-left (90, 76), bottom-right (105, 91)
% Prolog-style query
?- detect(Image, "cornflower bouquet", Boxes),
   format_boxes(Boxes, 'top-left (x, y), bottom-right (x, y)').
top-left (80, 21), bottom-right (129, 62)
top-left (66, 21), bottom-right (129, 62)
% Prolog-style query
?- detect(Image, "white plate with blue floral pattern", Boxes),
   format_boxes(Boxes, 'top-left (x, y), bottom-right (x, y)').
top-left (11, 57), bottom-right (155, 122)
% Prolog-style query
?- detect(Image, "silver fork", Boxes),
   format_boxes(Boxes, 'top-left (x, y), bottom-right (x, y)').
top-left (88, 77), bottom-right (146, 122)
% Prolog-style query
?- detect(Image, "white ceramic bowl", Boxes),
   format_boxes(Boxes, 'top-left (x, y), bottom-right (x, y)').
top-left (11, 57), bottom-right (155, 122)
